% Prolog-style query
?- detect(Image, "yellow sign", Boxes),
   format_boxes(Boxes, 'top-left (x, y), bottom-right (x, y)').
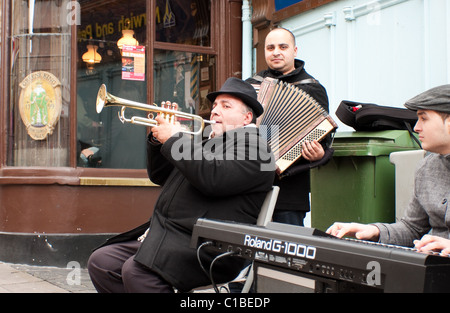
top-left (163, 0), bottom-right (176, 28)
top-left (18, 71), bottom-right (62, 140)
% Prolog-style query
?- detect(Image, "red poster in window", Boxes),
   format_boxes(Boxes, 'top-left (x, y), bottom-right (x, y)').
top-left (122, 45), bottom-right (146, 81)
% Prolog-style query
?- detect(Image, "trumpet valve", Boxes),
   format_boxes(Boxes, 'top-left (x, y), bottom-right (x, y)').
top-left (170, 102), bottom-right (178, 124)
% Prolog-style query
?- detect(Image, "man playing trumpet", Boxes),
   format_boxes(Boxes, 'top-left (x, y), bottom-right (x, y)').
top-left (87, 77), bottom-right (275, 293)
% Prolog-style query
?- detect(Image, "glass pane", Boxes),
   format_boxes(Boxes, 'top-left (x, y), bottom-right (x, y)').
top-left (153, 50), bottom-right (216, 134)
top-left (77, 0), bottom-right (147, 169)
top-left (155, 0), bottom-right (211, 46)
top-left (8, 0), bottom-right (71, 166)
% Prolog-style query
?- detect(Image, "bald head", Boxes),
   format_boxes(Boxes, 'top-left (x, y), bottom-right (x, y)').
top-left (264, 28), bottom-right (298, 75)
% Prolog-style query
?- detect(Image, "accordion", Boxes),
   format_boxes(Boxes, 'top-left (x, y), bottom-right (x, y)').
top-left (255, 77), bottom-right (337, 175)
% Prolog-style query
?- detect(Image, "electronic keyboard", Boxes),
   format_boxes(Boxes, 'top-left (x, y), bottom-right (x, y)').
top-left (191, 218), bottom-right (450, 293)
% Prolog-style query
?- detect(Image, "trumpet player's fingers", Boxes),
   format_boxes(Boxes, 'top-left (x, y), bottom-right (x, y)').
top-left (154, 114), bottom-right (167, 125)
top-left (153, 115), bottom-right (182, 144)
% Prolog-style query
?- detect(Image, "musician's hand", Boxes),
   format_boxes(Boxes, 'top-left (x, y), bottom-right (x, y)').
top-left (326, 222), bottom-right (380, 241)
top-left (81, 148), bottom-right (94, 158)
top-left (152, 115), bottom-right (183, 144)
top-left (302, 140), bottom-right (324, 161)
top-left (414, 235), bottom-right (450, 256)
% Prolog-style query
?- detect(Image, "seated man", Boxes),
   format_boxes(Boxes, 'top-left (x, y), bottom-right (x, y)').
top-left (327, 85), bottom-right (450, 256)
top-left (87, 77), bottom-right (276, 293)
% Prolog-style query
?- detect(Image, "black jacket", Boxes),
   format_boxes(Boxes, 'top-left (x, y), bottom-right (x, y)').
top-left (246, 59), bottom-right (333, 212)
top-left (102, 127), bottom-right (275, 292)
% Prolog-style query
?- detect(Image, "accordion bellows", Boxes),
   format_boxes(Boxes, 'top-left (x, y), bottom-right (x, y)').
top-left (256, 77), bottom-right (337, 175)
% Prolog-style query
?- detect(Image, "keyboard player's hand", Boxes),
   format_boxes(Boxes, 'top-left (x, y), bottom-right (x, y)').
top-left (326, 222), bottom-right (380, 241)
top-left (414, 234), bottom-right (450, 256)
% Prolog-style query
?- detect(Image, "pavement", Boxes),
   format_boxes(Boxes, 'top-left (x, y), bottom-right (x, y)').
top-left (0, 261), bottom-right (217, 293)
top-left (0, 215), bottom-right (314, 294)
top-left (0, 261), bottom-right (97, 293)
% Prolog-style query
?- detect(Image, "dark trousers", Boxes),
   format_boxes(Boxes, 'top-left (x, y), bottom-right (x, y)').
top-left (87, 240), bottom-right (174, 293)
top-left (272, 210), bottom-right (306, 226)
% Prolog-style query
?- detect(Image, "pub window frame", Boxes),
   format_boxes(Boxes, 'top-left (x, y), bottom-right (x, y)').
top-left (0, 0), bottom-right (236, 186)
top-left (75, 0), bottom-right (219, 181)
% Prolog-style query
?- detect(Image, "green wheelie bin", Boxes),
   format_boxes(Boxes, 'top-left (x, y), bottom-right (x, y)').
top-left (310, 130), bottom-right (421, 232)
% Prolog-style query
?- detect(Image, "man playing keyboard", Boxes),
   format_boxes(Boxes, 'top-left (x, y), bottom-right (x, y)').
top-left (327, 85), bottom-right (450, 256)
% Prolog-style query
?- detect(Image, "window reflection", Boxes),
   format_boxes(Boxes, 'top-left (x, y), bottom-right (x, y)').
top-left (77, 0), bottom-right (147, 169)
top-left (8, 0), bottom-right (71, 167)
top-left (155, 0), bottom-right (211, 46)
top-left (153, 50), bottom-right (216, 134)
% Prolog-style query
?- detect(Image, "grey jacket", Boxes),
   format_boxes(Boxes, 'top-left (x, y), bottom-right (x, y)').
top-left (375, 152), bottom-right (450, 247)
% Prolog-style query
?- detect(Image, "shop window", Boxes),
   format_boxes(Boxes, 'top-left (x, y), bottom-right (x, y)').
top-left (77, 0), bottom-right (147, 169)
top-left (7, 0), bottom-right (72, 166)
top-left (153, 50), bottom-right (215, 135)
top-left (74, 0), bottom-right (215, 169)
top-left (155, 0), bottom-right (211, 46)
top-left (153, 0), bottom-right (214, 136)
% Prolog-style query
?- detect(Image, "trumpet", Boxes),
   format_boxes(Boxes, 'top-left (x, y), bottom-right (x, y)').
top-left (95, 84), bottom-right (215, 136)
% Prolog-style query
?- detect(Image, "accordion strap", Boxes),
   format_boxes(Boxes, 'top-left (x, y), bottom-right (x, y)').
top-left (252, 75), bottom-right (319, 85)
top-left (292, 78), bottom-right (319, 85)
top-left (251, 75), bottom-right (265, 82)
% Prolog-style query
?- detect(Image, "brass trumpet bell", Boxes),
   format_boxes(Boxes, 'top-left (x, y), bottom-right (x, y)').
top-left (95, 84), bottom-right (214, 136)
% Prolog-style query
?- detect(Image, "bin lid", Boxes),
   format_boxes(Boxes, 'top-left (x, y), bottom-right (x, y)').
top-left (332, 130), bottom-right (421, 156)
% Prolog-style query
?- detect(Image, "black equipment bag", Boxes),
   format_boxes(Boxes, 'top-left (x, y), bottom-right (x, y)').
top-left (336, 100), bottom-right (421, 148)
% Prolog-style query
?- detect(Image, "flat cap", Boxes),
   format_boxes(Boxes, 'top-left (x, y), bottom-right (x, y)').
top-left (404, 84), bottom-right (450, 114)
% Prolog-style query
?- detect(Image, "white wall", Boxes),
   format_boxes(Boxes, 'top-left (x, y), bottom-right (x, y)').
top-left (279, 0), bottom-right (450, 131)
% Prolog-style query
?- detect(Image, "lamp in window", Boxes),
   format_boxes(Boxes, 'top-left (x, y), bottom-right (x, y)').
top-left (117, 30), bottom-right (139, 53)
top-left (82, 44), bottom-right (102, 69)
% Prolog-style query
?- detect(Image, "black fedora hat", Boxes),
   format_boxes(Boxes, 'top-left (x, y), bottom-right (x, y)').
top-left (207, 77), bottom-right (264, 117)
